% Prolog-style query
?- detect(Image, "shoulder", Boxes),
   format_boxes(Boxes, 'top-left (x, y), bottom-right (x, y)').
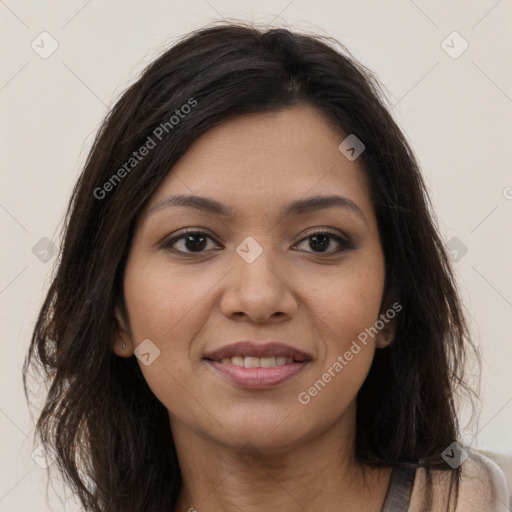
top-left (408, 449), bottom-right (510, 512)
top-left (455, 450), bottom-right (510, 511)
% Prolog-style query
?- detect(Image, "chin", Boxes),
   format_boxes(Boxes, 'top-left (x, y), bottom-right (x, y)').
top-left (208, 410), bottom-right (313, 452)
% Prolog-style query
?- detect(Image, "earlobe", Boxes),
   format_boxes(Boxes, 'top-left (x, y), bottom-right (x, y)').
top-left (376, 294), bottom-right (399, 348)
top-left (113, 331), bottom-right (132, 357)
top-left (376, 333), bottom-right (393, 349)
top-left (113, 306), bottom-right (133, 357)
top-left (375, 314), bottom-right (396, 349)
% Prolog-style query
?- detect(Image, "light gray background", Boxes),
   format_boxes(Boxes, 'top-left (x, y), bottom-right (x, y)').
top-left (1, 1), bottom-right (511, 510)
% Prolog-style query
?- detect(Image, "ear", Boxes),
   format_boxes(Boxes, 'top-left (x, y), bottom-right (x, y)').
top-left (376, 327), bottom-right (394, 349)
top-left (375, 300), bottom-right (401, 349)
top-left (112, 305), bottom-right (133, 358)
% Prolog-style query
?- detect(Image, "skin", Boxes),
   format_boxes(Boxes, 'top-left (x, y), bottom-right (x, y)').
top-left (114, 104), bottom-right (396, 512)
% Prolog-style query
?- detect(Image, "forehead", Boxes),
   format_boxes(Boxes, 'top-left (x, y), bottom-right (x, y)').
top-left (146, 105), bottom-right (375, 224)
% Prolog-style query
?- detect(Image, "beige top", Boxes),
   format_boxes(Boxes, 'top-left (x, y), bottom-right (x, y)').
top-left (407, 450), bottom-right (510, 511)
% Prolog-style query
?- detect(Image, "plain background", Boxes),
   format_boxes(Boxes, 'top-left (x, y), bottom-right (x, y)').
top-left (1, 1), bottom-right (511, 510)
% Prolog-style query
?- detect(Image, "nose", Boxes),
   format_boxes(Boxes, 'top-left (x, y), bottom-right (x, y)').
top-left (219, 241), bottom-right (298, 324)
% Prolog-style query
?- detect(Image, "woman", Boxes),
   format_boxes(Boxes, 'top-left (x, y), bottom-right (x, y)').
top-left (23, 21), bottom-right (509, 511)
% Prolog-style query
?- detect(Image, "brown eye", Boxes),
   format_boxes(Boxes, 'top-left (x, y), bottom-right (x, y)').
top-left (163, 231), bottom-right (217, 255)
top-left (295, 230), bottom-right (353, 255)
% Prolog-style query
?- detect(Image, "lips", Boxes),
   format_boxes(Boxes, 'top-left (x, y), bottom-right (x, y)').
top-left (203, 341), bottom-right (312, 388)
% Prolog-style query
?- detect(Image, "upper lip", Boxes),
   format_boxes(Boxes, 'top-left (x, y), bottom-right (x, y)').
top-left (203, 341), bottom-right (312, 362)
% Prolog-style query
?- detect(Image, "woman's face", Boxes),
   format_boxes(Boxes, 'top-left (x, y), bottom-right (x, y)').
top-left (115, 104), bottom-right (391, 453)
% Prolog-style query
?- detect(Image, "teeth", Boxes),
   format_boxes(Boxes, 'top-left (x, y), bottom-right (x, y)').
top-left (231, 356), bottom-right (244, 367)
top-left (244, 356), bottom-right (259, 368)
top-left (219, 356), bottom-right (295, 367)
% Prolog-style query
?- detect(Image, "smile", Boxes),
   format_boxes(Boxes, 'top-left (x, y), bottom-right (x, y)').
top-left (203, 341), bottom-right (312, 388)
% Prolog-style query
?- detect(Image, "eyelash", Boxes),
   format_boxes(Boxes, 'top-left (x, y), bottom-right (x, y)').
top-left (161, 228), bottom-right (354, 257)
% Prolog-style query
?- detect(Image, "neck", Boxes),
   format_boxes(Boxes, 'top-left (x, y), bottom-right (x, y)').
top-left (171, 403), bottom-right (392, 512)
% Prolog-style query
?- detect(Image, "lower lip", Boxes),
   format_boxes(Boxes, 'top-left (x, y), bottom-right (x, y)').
top-left (206, 360), bottom-right (309, 388)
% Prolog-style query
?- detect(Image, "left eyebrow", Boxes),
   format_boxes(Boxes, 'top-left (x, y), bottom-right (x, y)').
top-left (283, 195), bottom-right (368, 226)
top-left (146, 193), bottom-right (369, 226)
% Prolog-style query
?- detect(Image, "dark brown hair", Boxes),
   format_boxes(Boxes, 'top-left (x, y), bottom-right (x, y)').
top-left (23, 20), bottom-right (478, 511)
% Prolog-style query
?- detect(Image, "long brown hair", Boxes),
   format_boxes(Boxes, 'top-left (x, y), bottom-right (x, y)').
top-left (23, 21), bottom-right (478, 511)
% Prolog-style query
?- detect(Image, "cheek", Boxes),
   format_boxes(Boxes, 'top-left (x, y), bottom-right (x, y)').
top-left (296, 270), bottom-right (384, 421)
top-left (123, 254), bottom-right (217, 341)
top-left (311, 255), bottom-right (385, 349)
top-left (301, 254), bottom-right (385, 389)
top-left (121, 253), bottom-right (219, 411)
